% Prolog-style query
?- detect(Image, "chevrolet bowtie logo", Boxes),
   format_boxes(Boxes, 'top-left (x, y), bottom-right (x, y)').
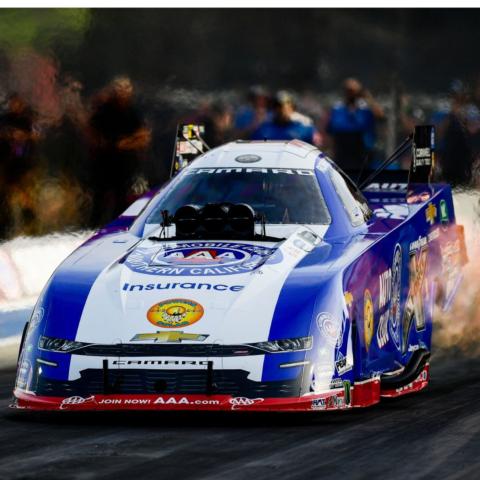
top-left (130, 331), bottom-right (209, 343)
top-left (425, 202), bottom-right (437, 225)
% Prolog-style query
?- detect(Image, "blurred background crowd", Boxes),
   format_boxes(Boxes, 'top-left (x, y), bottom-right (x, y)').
top-left (1, 8), bottom-right (480, 239)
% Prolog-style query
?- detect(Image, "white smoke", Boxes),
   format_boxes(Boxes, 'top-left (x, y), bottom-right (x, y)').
top-left (433, 189), bottom-right (480, 354)
top-left (0, 231), bottom-right (91, 310)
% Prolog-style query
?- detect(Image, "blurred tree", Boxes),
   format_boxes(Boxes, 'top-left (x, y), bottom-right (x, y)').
top-left (0, 9), bottom-right (90, 52)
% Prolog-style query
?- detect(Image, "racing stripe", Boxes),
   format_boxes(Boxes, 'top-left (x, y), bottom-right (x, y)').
top-left (40, 233), bottom-right (140, 381)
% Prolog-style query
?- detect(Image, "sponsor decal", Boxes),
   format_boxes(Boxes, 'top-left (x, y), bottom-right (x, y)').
top-left (317, 312), bottom-right (344, 348)
top-left (228, 397), bottom-right (264, 410)
top-left (335, 351), bottom-right (353, 375)
top-left (147, 299), bottom-right (204, 328)
top-left (154, 247), bottom-right (247, 266)
top-left (425, 202), bottom-right (437, 225)
top-left (394, 368), bottom-right (428, 394)
top-left (125, 242), bottom-right (278, 276)
top-left (441, 239), bottom-right (462, 305)
top-left (379, 268), bottom-right (392, 311)
top-left (409, 236), bottom-right (427, 252)
top-left (113, 359), bottom-right (209, 366)
top-left (154, 397), bottom-right (220, 406)
top-left (130, 331), bottom-right (208, 342)
top-left (389, 244), bottom-right (403, 350)
top-left (330, 378), bottom-right (344, 389)
top-left (428, 228), bottom-right (440, 242)
top-left (365, 182), bottom-right (408, 192)
top-left (414, 146), bottom-right (432, 167)
top-left (406, 191), bottom-right (431, 204)
top-left (373, 205), bottom-right (409, 220)
top-left (15, 359), bottom-right (32, 390)
top-left (235, 154), bottom-right (261, 163)
top-left (23, 305), bottom-right (45, 345)
top-left (369, 197), bottom-right (409, 205)
top-left (60, 395), bottom-right (96, 410)
top-left (311, 398), bottom-right (327, 410)
top-left (344, 291), bottom-right (353, 309)
top-left (290, 229), bottom-right (321, 254)
top-left (123, 282), bottom-right (244, 293)
top-left (377, 311), bottom-right (389, 349)
top-left (409, 229), bottom-right (439, 252)
top-left (402, 247), bottom-right (428, 353)
top-left (439, 199), bottom-right (449, 225)
top-left (311, 394), bottom-right (345, 411)
top-left (363, 289), bottom-right (374, 351)
top-left (93, 397), bottom-right (221, 406)
top-left (184, 167), bottom-right (315, 176)
top-left (310, 362), bottom-right (334, 392)
top-left (377, 266), bottom-right (392, 349)
top-left (343, 380), bottom-right (352, 406)
top-left (30, 306), bottom-right (45, 331)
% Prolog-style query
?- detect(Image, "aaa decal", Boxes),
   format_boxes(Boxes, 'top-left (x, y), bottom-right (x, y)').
top-left (147, 299), bottom-right (204, 328)
top-left (125, 242), bottom-right (278, 276)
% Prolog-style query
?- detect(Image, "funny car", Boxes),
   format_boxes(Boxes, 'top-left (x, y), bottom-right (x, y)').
top-left (13, 125), bottom-right (467, 411)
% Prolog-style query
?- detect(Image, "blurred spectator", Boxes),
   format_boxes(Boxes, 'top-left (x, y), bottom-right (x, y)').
top-left (234, 86), bottom-right (271, 138)
top-left (325, 78), bottom-right (384, 170)
top-left (465, 77), bottom-right (480, 168)
top-left (88, 76), bottom-right (151, 226)
top-left (41, 76), bottom-right (89, 184)
top-left (250, 90), bottom-right (320, 145)
top-left (194, 100), bottom-right (234, 147)
top-left (0, 94), bottom-right (39, 238)
top-left (0, 94), bottom-right (38, 181)
top-left (432, 80), bottom-right (473, 186)
top-left (395, 94), bottom-right (426, 169)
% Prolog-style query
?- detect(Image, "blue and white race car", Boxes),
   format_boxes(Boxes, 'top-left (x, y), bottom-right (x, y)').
top-left (13, 126), bottom-right (466, 411)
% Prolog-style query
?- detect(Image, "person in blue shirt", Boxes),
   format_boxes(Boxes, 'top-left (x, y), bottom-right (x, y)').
top-left (251, 91), bottom-right (319, 145)
top-left (326, 78), bottom-right (384, 170)
top-left (234, 86), bottom-right (272, 139)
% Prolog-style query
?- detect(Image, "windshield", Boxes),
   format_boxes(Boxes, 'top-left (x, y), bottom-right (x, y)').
top-left (146, 167), bottom-right (331, 225)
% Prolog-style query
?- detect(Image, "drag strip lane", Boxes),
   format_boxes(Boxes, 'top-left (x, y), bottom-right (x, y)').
top-left (1, 353), bottom-right (480, 480)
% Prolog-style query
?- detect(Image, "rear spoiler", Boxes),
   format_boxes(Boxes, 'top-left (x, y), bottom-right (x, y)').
top-left (170, 124), bottom-right (209, 177)
top-left (407, 124), bottom-right (435, 197)
top-left (358, 125), bottom-right (435, 198)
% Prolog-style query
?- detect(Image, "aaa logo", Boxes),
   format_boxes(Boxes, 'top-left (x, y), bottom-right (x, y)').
top-left (126, 242), bottom-right (278, 276)
top-left (147, 299), bottom-right (204, 328)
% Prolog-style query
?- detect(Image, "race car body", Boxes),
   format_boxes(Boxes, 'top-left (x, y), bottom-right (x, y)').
top-left (13, 129), bottom-right (467, 411)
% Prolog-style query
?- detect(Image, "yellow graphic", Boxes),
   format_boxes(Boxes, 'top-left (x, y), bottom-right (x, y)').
top-left (131, 331), bottom-right (208, 342)
top-left (344, 291), bottom-right (354, 308)
top-left (425, 202), bottom-right (437, 225)
top-left (364, 289), bottom-right (374, 351)
top-left (147, 299), bottom-right (204, 329)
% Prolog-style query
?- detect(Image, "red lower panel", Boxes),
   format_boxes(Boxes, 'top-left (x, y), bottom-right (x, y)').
top-left (13, 390), bottom-right (346, 412)
top-left (380, 364), bottom-right (430, 398)
top-left (12, 374), bottom-right (425, 412)
top-left (351, 378), bottom-right (381, 407)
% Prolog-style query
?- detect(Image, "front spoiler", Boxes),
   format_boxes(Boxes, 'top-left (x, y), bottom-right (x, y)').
top-left (12, 366), bottom-right (429, 412)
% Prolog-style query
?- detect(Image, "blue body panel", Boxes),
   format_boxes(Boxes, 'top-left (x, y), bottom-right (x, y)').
top-left (16, 151), bottom-right (465, 398)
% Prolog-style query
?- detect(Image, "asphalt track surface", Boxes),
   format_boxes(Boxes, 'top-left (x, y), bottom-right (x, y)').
top-left (1, 351), bottom-right (479, 480)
